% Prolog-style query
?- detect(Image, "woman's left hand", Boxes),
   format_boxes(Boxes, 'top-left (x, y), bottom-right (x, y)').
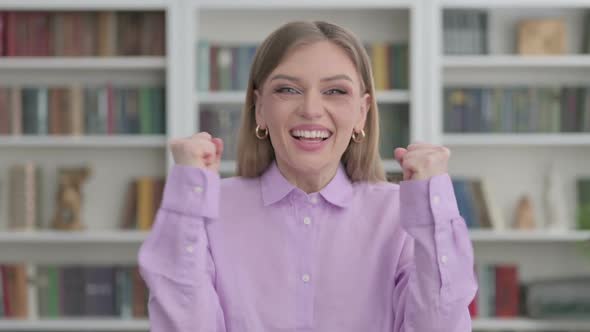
top-left (394, 143), bottom-right (451, 181)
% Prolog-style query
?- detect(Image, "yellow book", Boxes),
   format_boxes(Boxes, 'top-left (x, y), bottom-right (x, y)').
top-left (136, 177), bottom-right (154, 230)
top-left (371, 43), bottom-right (389, 91)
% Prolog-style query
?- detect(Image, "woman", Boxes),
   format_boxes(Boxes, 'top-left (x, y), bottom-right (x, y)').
top-left (139, 21), bottom-right (477, 331)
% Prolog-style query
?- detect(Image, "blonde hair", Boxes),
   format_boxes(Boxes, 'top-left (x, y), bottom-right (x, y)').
top-left (236, 21), bottom-right (385, 182)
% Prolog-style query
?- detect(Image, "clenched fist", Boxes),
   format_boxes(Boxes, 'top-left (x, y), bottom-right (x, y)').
top-left (169, 132), bottom-right (224, 172)
top-left (394, 143), bottom-right (450, 181)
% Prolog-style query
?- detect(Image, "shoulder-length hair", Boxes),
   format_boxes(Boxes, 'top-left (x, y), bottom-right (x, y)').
top-left (236, 21), bottom-right (385, 182)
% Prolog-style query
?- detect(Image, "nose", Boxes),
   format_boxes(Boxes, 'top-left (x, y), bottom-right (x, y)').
top-left (298, 90), bottom-right (324, 120)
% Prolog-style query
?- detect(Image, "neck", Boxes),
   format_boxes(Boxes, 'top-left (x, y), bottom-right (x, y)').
top-left (275, 159), bottom-right (339, 194)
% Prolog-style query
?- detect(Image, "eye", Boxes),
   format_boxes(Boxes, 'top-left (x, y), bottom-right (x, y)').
top-left (274, 87), bottom-right (300, 94)
top-left (324, 88), bottom-right (348, 95)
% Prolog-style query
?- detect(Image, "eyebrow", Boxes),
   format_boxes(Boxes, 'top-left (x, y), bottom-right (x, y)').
top-left (269, 74), bottom-right (353, 83)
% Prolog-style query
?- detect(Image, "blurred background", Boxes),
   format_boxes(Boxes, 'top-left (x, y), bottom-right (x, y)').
top-left (0, 0), bottom-right (589, 331)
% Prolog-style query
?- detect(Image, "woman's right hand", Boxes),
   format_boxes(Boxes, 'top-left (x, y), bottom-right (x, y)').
top-left (169, 132), bottom-right (224, 173)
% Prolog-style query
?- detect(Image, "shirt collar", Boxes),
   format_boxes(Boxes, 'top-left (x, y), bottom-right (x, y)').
top-left (260, 161), bottom-right (353, 208)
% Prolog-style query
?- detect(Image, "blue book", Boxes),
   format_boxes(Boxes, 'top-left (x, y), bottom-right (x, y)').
top-left (85, 266), bottom-right (116, 316)
top-left (452, 179), bottom-right (478, 228)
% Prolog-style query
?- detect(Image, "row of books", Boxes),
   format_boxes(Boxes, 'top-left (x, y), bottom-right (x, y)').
top-left (378, 106), bottom-right (409, 157)
top-left (120, 177), bottom-right (165, 231)
top-left (578, 178), bottom-right (590, 230)
top-left (6, 162), bottom-right (168, 231)
top-left (0, 85), bottom-right (166, 136)
top-left (196, 41), bottom-right (409, 92)
top-left (197, 42), bottom-right (257, 92)
top-left (452, 178), bottom-right (502, 230)
top-left (470, 264), bottom-right (590, 319)
top-left (365, 43), bottom-right (410, 90)
top-left (444, 87), bottom-right (590, 133)
top-left (0, 264), bottom-right (148, 319)
top-left (443, 10), bottom-right (488, 55)
top-left (469, 264), bottom-right (519, 318)
top-left (0, 11), bottom-right (165, 57)
top-left (200, 107), bottom-right (242, 161)
top-left (525, 277), bottom-right (590, 319)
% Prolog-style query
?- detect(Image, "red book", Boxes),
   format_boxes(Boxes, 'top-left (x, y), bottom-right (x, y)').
top-left (495, 265), bottom-right (519, 317)
top-left (0, 12), bottom-right (5, 56)
top-left (6, 12), bottom-right (17, 56)
top-left (468, 292), bottom-right (478, 317)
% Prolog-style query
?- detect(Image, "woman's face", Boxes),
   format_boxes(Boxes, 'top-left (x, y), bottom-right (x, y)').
top-left (255, 41), bottom-right (371, 177)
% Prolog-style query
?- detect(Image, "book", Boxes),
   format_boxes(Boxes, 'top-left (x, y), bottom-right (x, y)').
top-left (495, 264), bottom-right (519, 317)
top-left (84, 267), bottom-right (116, 316)
top-left (525, 277), bottom-right (590, 318)
top-left (0, 88), bottom-right (10, 134)
top-left (9, 162), bottom-right (41, 230)
top-left (577, 178), bottom-right (590, 230)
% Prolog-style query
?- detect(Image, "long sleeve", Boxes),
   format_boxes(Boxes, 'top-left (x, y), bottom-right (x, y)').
top-left (138, 165), bottom-right (227, 332)
top-left (392, 173), bottom-right (477, 332)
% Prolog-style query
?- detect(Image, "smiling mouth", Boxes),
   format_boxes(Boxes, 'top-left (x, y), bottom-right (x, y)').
top-left (290, 129), bottom-right (332, 141)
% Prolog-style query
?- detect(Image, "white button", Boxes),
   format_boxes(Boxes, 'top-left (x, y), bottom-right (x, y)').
top-left (310, 197), bottom-right (318, 204)
top-left (303, 217), bottom-right (312, 225)
top-left (432, 195), bottom-right (440, 205)
top-left (440, 255), bottom-right (448, 264)
top-left (302, 274), bottom-right (311, 283)
top-left (186, 245), bottom-right (194, 253)
top-left (193, 186), bottom-right (203, 193)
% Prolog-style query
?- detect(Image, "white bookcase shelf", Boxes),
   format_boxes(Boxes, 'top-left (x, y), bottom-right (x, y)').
top-left (1, 229), bottom-right (587, 246)
top-left (0, 57), bottom-right (166, 70)
top-left (0, 230), bottom-right (148, 244)
top-left (443, 55), bottom-right (590, 68)
top-left (469, 230), bottom-right (590, 242)
top-left (472, 318), bottom-right (590, 331)
top-left (443, 133), bottom-right (590, 146)
top-left (0, 318), bottom-right (148, 331)
top-left (0, 135), bottom-right (167, 148)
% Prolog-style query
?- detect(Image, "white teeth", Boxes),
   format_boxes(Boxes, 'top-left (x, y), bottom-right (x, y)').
top-left (291, 130), bottom-right (330, 139)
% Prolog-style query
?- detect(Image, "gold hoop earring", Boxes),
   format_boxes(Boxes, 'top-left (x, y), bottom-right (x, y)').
top-left (255, 125), bottom-right (269, 140)
top-left (351, 129), bottom-right (366, 143)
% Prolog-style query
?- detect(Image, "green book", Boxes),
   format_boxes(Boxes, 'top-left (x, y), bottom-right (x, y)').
top-left (139, 87), bottom-right (152, 134)
top-left (151, 87), bottom-right (166, 134)
top-left (46, 266), bottom-right (60, 318)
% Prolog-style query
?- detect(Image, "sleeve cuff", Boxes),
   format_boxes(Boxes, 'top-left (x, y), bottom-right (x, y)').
top-left (400, 173), bottom-right (460, 227)
top-left (161, 165), bottom-right (220, 220)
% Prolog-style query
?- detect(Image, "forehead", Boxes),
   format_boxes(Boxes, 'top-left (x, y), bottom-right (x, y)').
top-left (272, 41), bottom-right (360, 81)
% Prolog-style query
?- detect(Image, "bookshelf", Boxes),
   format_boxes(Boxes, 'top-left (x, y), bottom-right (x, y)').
top-left (0, 0), bottom-right (180, 330)
top-left (428, 0), bottom-right (590, 328)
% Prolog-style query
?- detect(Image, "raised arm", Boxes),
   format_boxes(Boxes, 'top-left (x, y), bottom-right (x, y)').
top-left (391, 144), bottom-right (477, 332)
top-left (138, 133), bottom-right (227, 332)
